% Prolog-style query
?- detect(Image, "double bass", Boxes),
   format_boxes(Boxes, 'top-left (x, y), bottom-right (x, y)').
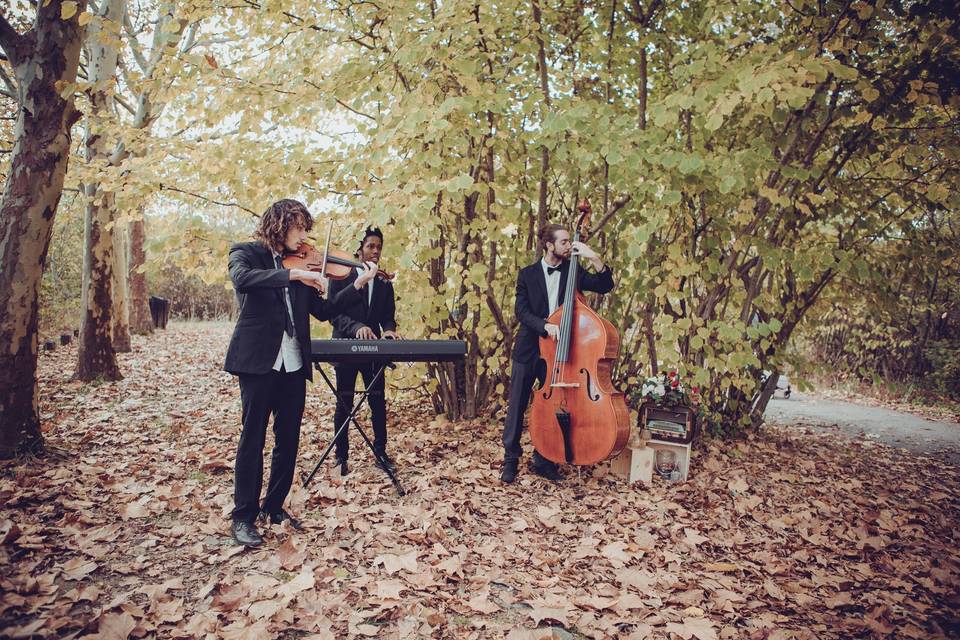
top-left (529, 201), bottom-right (630, 466)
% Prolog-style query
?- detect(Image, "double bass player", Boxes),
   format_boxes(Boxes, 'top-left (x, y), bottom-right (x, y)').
top-left (500, 221), bottom-right (615, 484)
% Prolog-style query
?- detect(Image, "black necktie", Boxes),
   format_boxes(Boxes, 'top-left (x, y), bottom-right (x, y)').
top-left (275, 255), bottom-right (295, 338)
top-left (547, 265), bottom-right (561, 275)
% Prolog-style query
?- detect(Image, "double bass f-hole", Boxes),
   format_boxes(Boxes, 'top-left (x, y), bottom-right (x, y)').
top-left (579, 367), bottom-right (601, 401)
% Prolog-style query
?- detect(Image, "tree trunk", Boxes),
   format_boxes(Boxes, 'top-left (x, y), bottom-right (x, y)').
top-left (120, 8), bottom-right (194, 336)
top-left (75, 0), bottom-right (125, 381)
top-left (112, 222), bottom-right (132, 351)
top-left (531, 0), bottom-right (551, 232)
top-left (128, 217), bottom-right (153, 334)
top-left (0, 2), bottom-right (86, 458)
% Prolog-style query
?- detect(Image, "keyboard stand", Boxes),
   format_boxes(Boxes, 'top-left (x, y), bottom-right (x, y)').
top-left (302, 362), bottom-right (406, 496)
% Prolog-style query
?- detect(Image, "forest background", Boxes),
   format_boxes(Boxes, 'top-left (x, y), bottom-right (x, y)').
top-left (2, 0), bottom-right (959, 458)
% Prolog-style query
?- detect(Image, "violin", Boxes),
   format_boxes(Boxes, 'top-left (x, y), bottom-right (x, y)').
top-left (528, 199), bottom-right (630, 466)
top-left (282, 241), bottom-right (395, 282)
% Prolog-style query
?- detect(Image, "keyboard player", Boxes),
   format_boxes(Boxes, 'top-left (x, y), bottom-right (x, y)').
top-left (327, 226), bottom-right (401, 476)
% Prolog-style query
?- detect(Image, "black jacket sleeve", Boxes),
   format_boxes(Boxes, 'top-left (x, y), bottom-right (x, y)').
top-left (578, 265), bottom-right (615, 295)
top-left (327, 277), bottom-right (367, 336)
top-left (228, 244), bottom-right (289, 293)
top-left (515, 269), bottom-right (548, 337)
top-left (381, 281), bottom-right (397, 333)
top-left (309, 278), bottom-right (363, 322)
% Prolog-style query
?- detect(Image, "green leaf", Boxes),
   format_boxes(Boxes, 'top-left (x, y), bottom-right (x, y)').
top-left (662, 191), bottom-right (682, 206)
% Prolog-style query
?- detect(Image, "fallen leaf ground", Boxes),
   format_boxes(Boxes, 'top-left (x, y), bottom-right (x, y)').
top-left (2, 323), bottom-right (959, 639)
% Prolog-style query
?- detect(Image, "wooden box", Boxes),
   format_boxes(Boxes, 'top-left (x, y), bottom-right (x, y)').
top-left (611, 445), bottom-right (654, 485)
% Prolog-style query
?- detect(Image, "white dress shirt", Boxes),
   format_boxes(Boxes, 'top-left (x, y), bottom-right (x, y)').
top-left (356, 266), bottom-right (374, 306)
top-left (541, 258), bottom-right (562, 315)
top-left (272, 252), bottom-right (302, 374)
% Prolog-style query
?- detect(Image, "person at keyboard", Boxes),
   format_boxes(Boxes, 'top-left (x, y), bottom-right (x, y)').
top-left (224, 199), bottom-right (378, 547)
top-left (327, 226), bottom-right (400, 476)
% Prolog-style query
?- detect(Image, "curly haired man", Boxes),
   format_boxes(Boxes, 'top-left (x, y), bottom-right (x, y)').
top-left (223, 199), bottom-right (378, 546)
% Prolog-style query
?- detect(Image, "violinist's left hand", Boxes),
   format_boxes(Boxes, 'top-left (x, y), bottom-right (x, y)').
top-left (382, 330), bottom-right (402, 340)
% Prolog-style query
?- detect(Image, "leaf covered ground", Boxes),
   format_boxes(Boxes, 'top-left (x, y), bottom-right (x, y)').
top-left (2, 323), bottom-right (959, 639)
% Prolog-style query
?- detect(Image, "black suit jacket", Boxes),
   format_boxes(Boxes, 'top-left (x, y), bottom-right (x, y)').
top-left (328, 268), bottom-right (397, 339)
top-left (511, 259), bottom-right (615, 364)
top-left (223, 241), bottom-right (362, 381)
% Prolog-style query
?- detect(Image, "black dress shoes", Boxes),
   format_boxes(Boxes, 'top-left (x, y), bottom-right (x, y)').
top-left (500, 460), bottom-right (518, 484)
top-left (231, 520), bottom-right (263, 547)
top-left (375, 454), bottom-right (397, 473)
top-left (259, 509), bottom-right (303, 531)
top-left (335, 457), bottom-right (350, 476)
top-left (528, 460), bottom-right (563, 482)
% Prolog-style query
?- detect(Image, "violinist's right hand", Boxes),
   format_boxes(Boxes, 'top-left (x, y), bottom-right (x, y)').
top-left (354, 261), bottom-right (379, 289)
top-left (290, 269), bottom-right (326, 294)
top-left (545, 323), bottom-right (560, 340)
top-left (356, 326), bottom-right (377, 340)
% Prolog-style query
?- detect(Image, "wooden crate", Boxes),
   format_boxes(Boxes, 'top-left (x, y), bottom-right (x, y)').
top-left (611, 445), bottom-right (654, 485)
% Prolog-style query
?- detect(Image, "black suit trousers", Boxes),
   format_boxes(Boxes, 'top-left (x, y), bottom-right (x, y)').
top-left (332, 364), bottom-right (387, 460)
top-left (232, 369), bottom-right (305, 523)
top-left (502, 359), bottom-right (551, 468)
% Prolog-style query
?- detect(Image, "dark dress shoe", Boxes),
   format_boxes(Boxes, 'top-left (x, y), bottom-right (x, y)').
top-left (375, 454), bottom-right (397, 473)
top-left (528, 460), bottom-right (563, 482)
top-left (231, 520), bottom-right (263, 547)
top-left (259, 509), bottom-right (303, 530)
top-left (500, 460), bottom-right (518, 484)
top-left (337, 458), bottom-right (350, 476)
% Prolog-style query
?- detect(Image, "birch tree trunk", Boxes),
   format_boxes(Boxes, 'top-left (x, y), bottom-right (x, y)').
top-left (112, 224), bottom-right (131, 351)
top-left (75, 0), bottom-right (125, 381)
top-left (0, 2), bottom-right (86, 458)
top-left (128, 218), bottom-right (152, 334)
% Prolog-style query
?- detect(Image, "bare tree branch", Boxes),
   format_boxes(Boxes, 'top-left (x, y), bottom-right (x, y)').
top-left (589, 194), bottom-right (632, 235)
top-left (122, 10), bottom-right (148, 71)
top-left (0, 60), bottom-right (16, 98)
top-left (179, 21), bottom-right (200, 53)
top-left (0, 12), bottom-right (25, 66)
top-left (332, 95), bottom-right (376, 122)
top-left (158, 184), bottom-right (256, 215)
top-left (113, 91), bottom-right (135, 115)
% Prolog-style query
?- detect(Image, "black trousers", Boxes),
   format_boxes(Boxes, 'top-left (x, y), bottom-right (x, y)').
top-left (502, 358), bottom-right (552, 468)
top-left (332, 363), bottom-right (387, 461)
top-left (232, 369), bottom-right (306, 523)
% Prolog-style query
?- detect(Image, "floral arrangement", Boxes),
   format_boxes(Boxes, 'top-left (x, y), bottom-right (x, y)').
top-left (633, 370), bottom-right (700, 408)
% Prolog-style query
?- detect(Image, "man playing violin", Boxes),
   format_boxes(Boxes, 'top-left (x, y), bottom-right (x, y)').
top-left (224, 199), bottom-right (378, 547)
top-left (327, 226), bottom-right (400, 476)
top-left (500, 222), bottom-right (614, 484)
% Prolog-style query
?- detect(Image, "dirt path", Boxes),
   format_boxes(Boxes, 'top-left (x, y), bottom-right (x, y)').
top-left (765, 391), bottom-right (960, 465)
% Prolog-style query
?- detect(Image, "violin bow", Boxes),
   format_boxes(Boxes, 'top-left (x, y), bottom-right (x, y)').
top-left (319, 219), bottom-right (333, 290)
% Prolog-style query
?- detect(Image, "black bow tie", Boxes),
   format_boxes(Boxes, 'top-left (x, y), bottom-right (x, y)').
top-left (546, 265), bottom-right (561, 275)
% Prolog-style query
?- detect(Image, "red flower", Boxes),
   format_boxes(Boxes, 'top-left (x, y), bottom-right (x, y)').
top-left (668, 370), bottom-right (676, 378)
top-left (671, 379), bottom-right (680, 388)
top-left (692, 386), bottom-right (700, 394)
